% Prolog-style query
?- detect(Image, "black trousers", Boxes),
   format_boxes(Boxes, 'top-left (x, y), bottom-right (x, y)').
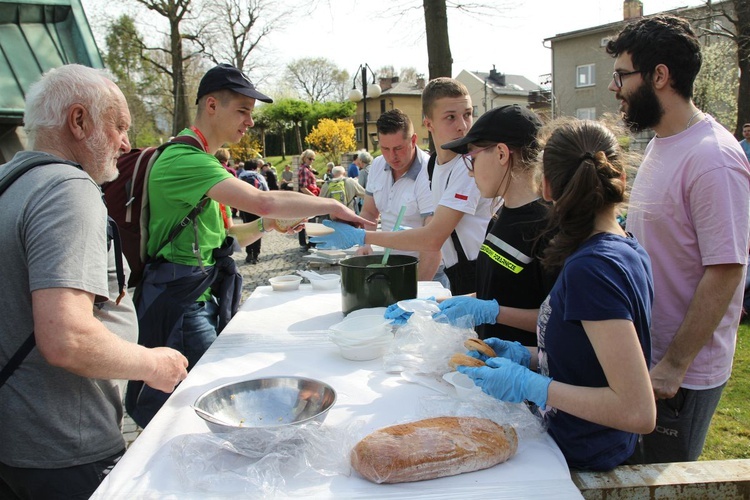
top-left (240, 211), bottom-right (262, 257)
top-left (0, 449), bottom-right (124, 500)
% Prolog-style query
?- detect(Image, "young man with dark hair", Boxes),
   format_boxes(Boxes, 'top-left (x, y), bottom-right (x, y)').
top-left (607, 15), bottom-right (750, 463)
top-left (355, 109), bottom-right (440, 280)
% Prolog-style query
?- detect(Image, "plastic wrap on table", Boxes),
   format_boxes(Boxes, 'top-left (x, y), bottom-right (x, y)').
top-left (350, 416), bottom-right (518, 484)
top-left (170, 420), bottom-right (362, 496)
top-left (416, 393), bottom-right (546, 439)
top-left (383, 306), bottom-right (476, 376)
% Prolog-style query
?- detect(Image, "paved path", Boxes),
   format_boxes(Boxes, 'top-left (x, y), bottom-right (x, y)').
top-left (122, 228), bottom-right (341, 447)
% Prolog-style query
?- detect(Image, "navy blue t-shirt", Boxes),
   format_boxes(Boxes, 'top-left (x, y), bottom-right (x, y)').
top-left (536, 232), bottom-right (653, 471)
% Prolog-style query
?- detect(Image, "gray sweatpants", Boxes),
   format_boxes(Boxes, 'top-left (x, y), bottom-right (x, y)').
top-left (627, 383), bottom-right (726, 464)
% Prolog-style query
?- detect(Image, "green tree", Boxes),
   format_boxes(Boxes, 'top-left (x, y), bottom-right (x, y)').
top-left (285, 57), bottom-right (349, 103)
top-left (698, 0), bottom-right (750, 137)
top-left (309, 101), bottom-right (357, 124)
top-left (265, 98), bottom-right (313, 154)
top-left (250, 106), bottom-right (273, 157)
top-left (305, 118), bottom-right (356, 164)
top-left (694, 38), bottom-right (738, 131)
top-left (104, 15), bottom-right (163, 147)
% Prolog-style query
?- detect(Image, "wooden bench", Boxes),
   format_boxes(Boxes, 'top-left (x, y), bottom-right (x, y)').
top-left (571, 459), bottom-right (750, 499)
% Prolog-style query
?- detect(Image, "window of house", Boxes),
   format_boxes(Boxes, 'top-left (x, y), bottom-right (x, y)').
top-left (473, 105), bottom-right (480, 117)
top-left (576, 107), bottom-right (596, 120)
top-left (380, 100), bottom-right (386, 113)
top-left (576, 64), bottom-right (595, 87)
top-left (355, 128), bottom-right (362, 142)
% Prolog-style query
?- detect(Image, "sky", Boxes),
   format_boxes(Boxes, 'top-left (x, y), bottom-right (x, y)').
top-left (81, 0), bottom-right (707, 88)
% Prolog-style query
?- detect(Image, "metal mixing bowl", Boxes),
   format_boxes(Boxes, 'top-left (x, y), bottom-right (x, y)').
top-left (193, 376), bottom-right (336, 433)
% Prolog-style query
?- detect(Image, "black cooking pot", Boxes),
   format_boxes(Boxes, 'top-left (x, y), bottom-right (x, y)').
top-left (339, 255), bottom-right (418, 315)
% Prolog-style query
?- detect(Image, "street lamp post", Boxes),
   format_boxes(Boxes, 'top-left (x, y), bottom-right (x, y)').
top-left (348, 63), bottom-right (381, 151)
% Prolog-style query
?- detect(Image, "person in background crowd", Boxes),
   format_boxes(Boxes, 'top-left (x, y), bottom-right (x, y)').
top-left (357, 150), bottom-right (374, 190)
top-left (0, 64), bottom-right (188, 499)
top-left (347, 154), bottom-right (360, 179)
top-left (280, 164), bottom-right (294, 190)
top-left (740, 122), bottom-right (750, 161)
top-left (457, 118), bottom-right (656, 472)
top-left (262, 161), bottom-right (279, 190)
top-left (215, 148), bottom-right (236, 177)
top-left (320, 165), bottom-right (367, 213)
top-left (356, 150), bottom-right (374, 213)
top-left (323, 162), bottom-right (334, 182)
top-left (239, 159), bottom-right (269, 264)
top-left (297, 149), bottom-right (320, 251)
top-left (434, 105), bottom-right (557, 347)
top-left (607, 15), bottom-right (750, 463)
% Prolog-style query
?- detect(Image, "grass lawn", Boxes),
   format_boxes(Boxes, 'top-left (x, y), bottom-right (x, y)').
top-left (701, 322), bottom-right (750, 460)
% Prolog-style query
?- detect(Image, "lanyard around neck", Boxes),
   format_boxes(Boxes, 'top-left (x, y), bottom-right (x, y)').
top-left (190, 126), bottom-right (209, 152)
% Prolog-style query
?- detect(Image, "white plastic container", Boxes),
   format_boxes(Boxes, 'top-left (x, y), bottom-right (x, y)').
top-left (309, 274), bottom-right (341, 291)
top-left (329, 315), bottom-right (391, 341)
top-left (336, 341), bottom-right (390, 361)
top-left (268, 275), bottom-right (302, 291)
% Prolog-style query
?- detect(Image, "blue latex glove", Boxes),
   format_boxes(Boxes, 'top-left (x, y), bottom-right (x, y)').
top-left (457, 357), bottom-right (552, 408)
top-left (384, 297), bottom-right (435, 325)
top-left (309, 220), bottom-right (365, 249)
top-left (467, 338), bottom-right (531, 368)
top-left (436, 297), bottom-right (499, 327)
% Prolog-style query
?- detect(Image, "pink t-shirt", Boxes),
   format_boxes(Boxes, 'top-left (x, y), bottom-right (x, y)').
top-left (627, 115), bottom-right (750, 389)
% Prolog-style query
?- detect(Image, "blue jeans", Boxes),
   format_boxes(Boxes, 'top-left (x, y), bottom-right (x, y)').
top-left (181, 299), bottom-right (219, 370)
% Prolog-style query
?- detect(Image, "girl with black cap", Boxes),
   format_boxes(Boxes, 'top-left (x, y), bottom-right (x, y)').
top-left (435, 104), bottom-right (557, 346)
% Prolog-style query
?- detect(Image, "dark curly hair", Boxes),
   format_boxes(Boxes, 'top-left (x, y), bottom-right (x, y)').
top-left (539, 120), bottom-right (628, 271)
top-left (606, 14), bottom-right (701, 99)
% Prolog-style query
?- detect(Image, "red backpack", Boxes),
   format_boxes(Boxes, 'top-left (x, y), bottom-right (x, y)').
top-left (102, 135), bottom-right (203, 287)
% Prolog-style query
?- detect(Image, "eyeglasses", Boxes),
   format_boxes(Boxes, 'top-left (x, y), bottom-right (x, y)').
top-left (612, 70), bottom-right (642, 89)
top-left (461, 144), bottom-right (496, 172)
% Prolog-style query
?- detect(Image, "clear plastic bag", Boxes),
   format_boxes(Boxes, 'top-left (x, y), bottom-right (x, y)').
top-left (379, 301), bottom-right (546, 439)
top-left (416, 393), bottom-right (546, 439)
top-left (171, 420), bottom-right (362, 497)
top-left (383, 303), bottom-right (476, 376)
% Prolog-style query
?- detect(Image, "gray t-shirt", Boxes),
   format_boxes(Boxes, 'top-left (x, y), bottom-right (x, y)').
top-left (0, 152), bottom-right (136, 468)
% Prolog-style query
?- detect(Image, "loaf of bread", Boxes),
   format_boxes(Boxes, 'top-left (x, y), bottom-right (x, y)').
top-left (350, 416), bottom-right (518, 483)
top-left (465, 338), bottom-right (496, 358)
top-left (449, 352), bottom-right (485, 369)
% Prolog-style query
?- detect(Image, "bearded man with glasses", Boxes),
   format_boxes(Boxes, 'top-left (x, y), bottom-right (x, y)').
top-left (607, 15), bottom-right (750, 464)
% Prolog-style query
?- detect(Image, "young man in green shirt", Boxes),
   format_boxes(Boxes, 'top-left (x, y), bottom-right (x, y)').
top-left (133, 64), bottom-right (367, 425)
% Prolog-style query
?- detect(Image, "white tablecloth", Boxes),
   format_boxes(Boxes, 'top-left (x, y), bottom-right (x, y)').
top-left (93, 283), bottom-right (582, 499)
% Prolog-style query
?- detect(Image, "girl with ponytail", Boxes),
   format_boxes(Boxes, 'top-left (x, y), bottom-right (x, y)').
top-left (457, 119), bottom-right (656, 471)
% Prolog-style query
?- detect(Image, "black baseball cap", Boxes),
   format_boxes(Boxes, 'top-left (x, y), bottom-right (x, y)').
top-left (196, 63), bottom-right (273, 104)
top-left (441, 104), bottom-right (541, 154)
